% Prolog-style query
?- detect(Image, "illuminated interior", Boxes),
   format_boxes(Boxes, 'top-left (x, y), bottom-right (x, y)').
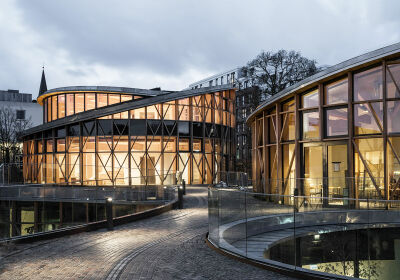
top-left (23, 88), bottom-right (236, 186)
top-left (250, 53), bottom-right (400, 202)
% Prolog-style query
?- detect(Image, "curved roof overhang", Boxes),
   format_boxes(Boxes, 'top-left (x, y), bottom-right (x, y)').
top-left (36, 86), bottom-right (171, 105)
top-left (246, 42), bottom-right (400, 125)
top-left (24, 84), bottom-right (234, 136)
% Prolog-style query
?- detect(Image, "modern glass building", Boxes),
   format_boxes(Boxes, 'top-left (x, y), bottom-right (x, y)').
top-left (247, 43), bottom-right (400, 201)
top-left (22, 85), bottom-right (236, 186)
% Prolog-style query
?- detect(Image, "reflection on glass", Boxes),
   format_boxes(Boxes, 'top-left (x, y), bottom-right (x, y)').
top-left (326, 108), bottom-right (348, 136)
top-left (302, 89), bottom-right (319, 108)
top-left (387, 101), bottom-right (400, 133)
top-left (387, 64), bottom-right (400, 98)
top-left (354, 66), bottom-right (383, 101)
top-left (354, 102), bottom-right (383, 135)
top-left (302, 111), bottom-right (319, 139)
top-left (325, 78), bottom-right (348, 104)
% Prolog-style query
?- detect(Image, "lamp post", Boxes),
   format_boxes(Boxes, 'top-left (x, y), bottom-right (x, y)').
top-left (106, 197), bottom-right (113, 230)
top-left (178, 186), bottom-right (184, 209)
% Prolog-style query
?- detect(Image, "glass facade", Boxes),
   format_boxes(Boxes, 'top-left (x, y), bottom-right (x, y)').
top-left (42, 92), bottom-right (140, 123)
top-left (24, 89), bottom-right (236, 186)
top-left (250, 56), bottom-right (400, 201)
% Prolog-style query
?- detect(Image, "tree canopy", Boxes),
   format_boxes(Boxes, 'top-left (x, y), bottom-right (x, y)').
top-left (241, 50), bottom-right (318, 99)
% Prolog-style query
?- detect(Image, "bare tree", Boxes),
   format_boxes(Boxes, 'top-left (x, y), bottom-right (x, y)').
top-left (241, 50), bottom-right (319, 100)
top-left (0, 106), bottom-right (32, 163)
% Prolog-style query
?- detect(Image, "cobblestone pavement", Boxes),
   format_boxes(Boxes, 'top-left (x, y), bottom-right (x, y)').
top-left (0, 186), bottom-right (296, 280)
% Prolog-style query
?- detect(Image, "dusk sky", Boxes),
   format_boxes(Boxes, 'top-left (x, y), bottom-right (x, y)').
top-left (1, 0), bottom-right (399, 99)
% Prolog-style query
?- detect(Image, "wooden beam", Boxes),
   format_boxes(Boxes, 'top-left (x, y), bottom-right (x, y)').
top-left (282, 149), bottom-right (296, 195)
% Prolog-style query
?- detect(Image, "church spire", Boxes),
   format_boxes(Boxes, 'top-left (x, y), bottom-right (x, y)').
top-left (39, 66), bottom-right (47, 96)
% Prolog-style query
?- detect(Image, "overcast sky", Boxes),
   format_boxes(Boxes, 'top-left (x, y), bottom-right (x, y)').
top-left (0, 0), bottom-right (399, 99)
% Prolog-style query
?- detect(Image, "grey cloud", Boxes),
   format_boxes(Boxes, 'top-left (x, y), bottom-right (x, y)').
top-left (0, 0), bottom-right (399, 96)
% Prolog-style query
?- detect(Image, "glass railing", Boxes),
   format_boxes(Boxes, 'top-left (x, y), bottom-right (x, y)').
top-left (0, 178), bottom-right (177, 240)
top-left (209, 179), bottom-right (400, 280)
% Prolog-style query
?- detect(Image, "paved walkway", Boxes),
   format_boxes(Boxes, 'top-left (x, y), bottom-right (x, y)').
top-left (0, 186), bottom-right (296, 280)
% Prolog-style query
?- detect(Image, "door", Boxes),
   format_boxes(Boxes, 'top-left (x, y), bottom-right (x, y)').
top-left (326, 143), bottom-right (348, 205)
top-left (303, 141), bottom-right (348, 205)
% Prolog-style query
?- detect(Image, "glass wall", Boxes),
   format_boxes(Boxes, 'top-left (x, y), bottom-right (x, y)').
top-left (250, 56), bottom-right (400, 201)
top-left (24, 90), bottom-right (236, 186)
top-left (43, 92), bottom-right (139, 123)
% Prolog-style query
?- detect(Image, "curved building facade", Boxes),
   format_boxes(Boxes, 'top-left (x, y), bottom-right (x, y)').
top-left (23, 86), bottom-right (236, 186)
top-left (247, 43), bottom-right (400, 202)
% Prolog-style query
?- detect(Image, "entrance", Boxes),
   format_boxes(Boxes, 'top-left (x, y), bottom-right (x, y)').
top-left (303, 142), bottom-right (348, 204)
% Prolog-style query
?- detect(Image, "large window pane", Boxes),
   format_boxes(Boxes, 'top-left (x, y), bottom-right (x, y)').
top-left (130, 107), bottom-right (146, 119)
top-left (47, 98), bottom-right (51, 122)
top-left (83, 153), bottom-right (95, 185)
top-left (354, 138), bottom-right (384, 199)
top-left (354, 102), bottom-right (383, 135)
top-left (304, 146), bottom-right (323, 196)
top-left (388, 101), bottom-right (400, 133)
top-left (97, 93), bottom-right (108, 108)
top-left (108, 94), bottom-right (120, 105)
top-left (354, 66), bottom-right (383, 101)
top-left (146, 105), bottom-right (162, 119)
top-left (282, 112), bottom-right (295, 141)
top-left (75, 94), bottom-right (84, 114)
top-left (85, 93), bottom-right (96, 111)
top-left (387, 137), bottom-right (400, 198)
top-left (326, 108), bottom-right (348, 137)
top-left (163, 102), bottom-right (176, 120)
top-left (282, 99), bottom-right (295, 111)
top-left (52, 95), bottom-right (58, 121)
top-left (302, 89), bottom-right (319, 108)
top-left (386, 64), bottom-right (400, 99)
top-left (121, 95), bottom-right (132, 103)
top-left (58, 94), bottom-right (65, 118)
top-left (282, 144), bottom-right (295, 196)
top-left (325, 78), bottom-right (348, 104)
top-left (327, 144), bottom-right (348, 200)
top-left (66, 94), bottom-right (74, 116)
top-left (302, 111), bottom-right (319, 139)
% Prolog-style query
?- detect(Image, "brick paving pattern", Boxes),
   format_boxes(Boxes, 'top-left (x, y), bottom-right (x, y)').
top-left (0, 186), bottom-right (296, 280)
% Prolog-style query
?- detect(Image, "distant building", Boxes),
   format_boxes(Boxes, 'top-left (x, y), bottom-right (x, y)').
top-left (188, 67), bottom-right (255, 175)
top-left (0, 89), bottom-right (42, 126)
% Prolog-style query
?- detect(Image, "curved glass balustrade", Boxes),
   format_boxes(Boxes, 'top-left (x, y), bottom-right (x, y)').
top-left (209, 177), bottom-right (400, 279)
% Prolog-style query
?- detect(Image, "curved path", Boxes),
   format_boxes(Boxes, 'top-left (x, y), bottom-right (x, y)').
top-left (0, 186), bottom-right (295, 280)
